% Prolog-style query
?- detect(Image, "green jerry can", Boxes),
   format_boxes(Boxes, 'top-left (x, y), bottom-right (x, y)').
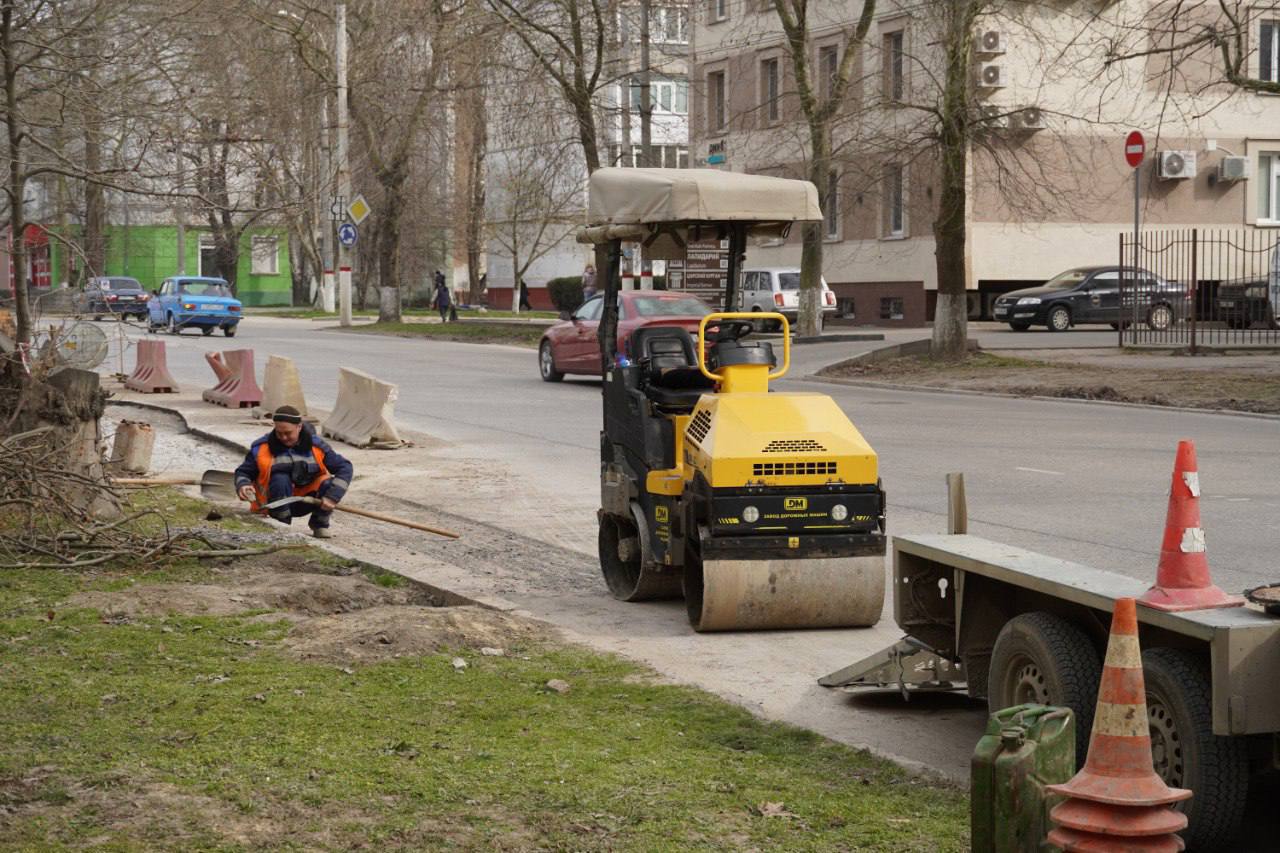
top-left (971, 704), bottom-right (1075, 853)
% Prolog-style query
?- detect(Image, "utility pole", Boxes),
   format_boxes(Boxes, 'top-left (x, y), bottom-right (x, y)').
top-left (637, 0), bottom-right (654, 289)
top-left (335, 2), bottom-right (352, 326)
top-left (175, 137), bottom-right (186, 274)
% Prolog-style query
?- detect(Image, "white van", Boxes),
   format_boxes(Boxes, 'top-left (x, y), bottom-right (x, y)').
top-left (740, 268), bottom-right (839, 330)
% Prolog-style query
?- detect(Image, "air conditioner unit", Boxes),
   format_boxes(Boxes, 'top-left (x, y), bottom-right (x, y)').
top-left (1015, 106), bottom-right (1046, 131)
top-left (1217, 156), bottom-right (1251, 181)
top-left (978, 63), bottom-right (1006, 89)
top-left (1158, 150), bottom-right (1197, 179)
top-left (980, 105), bottom-right (1009, 129)
top-left (977, 30), bottom-right (1006, 56)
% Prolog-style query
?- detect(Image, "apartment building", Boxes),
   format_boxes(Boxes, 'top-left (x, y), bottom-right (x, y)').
top-left (690, 1), bottom-right (1280, 325)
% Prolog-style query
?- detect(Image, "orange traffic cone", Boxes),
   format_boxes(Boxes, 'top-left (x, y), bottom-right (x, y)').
top-left (1138, 440), bottom-right (1244, 612)
top-left (1046, 598), bottom-right (1191, 852)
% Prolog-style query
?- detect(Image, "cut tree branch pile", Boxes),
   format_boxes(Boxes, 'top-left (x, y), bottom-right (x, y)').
top-left (0, 426), bottom-right (294, 570)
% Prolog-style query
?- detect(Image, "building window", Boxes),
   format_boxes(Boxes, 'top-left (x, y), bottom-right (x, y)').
top-left (708, 70), bottom-right (726, 132)
top-left (880, 297), bottom-right (904, 320)
top-left (823, 170), bottom-right (840, 240)
top-left (251, 236), bottom-right (279, 275)
top-left (883, 164), bottom-right (904, 237)
top-left (630, 78), bottom-right (687, 114)
top-left (652, 6), bottom-right (688, 44)
top-left (819, 45), bottom-right (839, 104)
top-left (883, 30), bottom-right (904, 101)
top-left (761, 57), bottom-right (780, 122)
top-left (711, 0), bottom-right (727, 23)
top-left (1258, 152), bottom-right (1280, 221)
top-left (1262, 21), bottom-right (1279, 82)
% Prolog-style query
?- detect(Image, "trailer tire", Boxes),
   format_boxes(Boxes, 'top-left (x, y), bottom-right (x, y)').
top-left (1142, 647), bottom-right (1249, 853)
top-left (988, 611), bottom-right (1101, 766)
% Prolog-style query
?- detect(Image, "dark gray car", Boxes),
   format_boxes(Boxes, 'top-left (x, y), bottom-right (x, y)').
top-left (78, 276), bottom-right (149, 321)
top-left (992, 266), bottom-right (1187, 332)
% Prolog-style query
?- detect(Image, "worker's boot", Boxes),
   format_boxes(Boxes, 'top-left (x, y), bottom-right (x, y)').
top-left (311, 525), bottom-right (332, 539)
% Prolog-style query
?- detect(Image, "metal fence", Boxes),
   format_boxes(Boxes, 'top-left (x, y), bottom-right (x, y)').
top-left (1119, 230), bottom-right (1280, 349)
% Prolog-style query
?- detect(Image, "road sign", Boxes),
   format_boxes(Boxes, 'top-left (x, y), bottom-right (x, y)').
top-left (329, 195), bottom-right (346, 222)
top-left (348, 194), bottom-right (371, 225)
top-left (338, 223), bottom-right (358, 247)
top-left (1124, 131), bottom-right (1145, 168)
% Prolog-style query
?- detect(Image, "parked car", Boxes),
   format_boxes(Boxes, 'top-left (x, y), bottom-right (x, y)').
top-left (992, 266), bottom-right (1187, 332)
top-left (1216, 248), bottom-right (1280, 329)
top-left (539, 290), bottom-right (714, 381)
top-left (740, 268), bottom-right (838, 330)
top-left (78, 276), bottom-right (149, 321)
top-left (147, 276), bottom-right (242, 336)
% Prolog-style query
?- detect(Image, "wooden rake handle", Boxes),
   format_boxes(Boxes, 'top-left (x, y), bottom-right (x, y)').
top-left (329, 502), bottom-right (460, 539)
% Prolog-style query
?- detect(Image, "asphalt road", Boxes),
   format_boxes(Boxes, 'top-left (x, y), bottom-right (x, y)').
top-left (122, 316), bottom-right (1277, 594)
top-left (99, 316), bottom-right (1279, 784)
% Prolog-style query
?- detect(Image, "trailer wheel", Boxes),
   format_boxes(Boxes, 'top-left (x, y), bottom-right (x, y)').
top-left (988, 612), bottom-right (1102, 765)
top-left (1142, 648), bottom-right (1249, 853)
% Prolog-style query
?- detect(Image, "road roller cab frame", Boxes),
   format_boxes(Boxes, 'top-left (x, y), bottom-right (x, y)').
top-left (581, 168), bottom-right (887, 631)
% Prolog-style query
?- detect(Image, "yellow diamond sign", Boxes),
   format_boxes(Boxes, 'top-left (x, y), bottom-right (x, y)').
top-left (347, 194), bottom-right (371, 225)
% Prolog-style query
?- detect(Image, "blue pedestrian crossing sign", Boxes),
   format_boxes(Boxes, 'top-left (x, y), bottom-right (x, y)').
top-left (338, 223), bottom-right (358, 247)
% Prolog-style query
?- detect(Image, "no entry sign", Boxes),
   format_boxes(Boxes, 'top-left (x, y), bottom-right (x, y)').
top-left (1125, 131), bottom-right (1146, 168)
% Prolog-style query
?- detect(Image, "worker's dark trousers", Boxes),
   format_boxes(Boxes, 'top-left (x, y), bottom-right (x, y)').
top-left (266, 474), bottom-right (336, 529)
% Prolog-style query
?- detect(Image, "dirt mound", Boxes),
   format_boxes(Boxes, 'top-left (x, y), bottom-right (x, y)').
top-left (70, 570), bottom-right (425, 620)
top-left (282, 604), bottom-right (546, 664)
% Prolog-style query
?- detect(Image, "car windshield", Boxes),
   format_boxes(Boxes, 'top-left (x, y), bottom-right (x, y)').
top-left (630, 296), bottom-right (711, 317)
top-left (1045, 269), bottom-right (1090, 289)
top-left (103, 278), bottom-right (141, 290)
top-left (177, 281), bottom-right (232, 297)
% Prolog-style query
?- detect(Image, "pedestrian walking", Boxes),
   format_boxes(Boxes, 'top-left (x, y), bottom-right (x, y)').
top-left (235, 406), bottom-right (353, 539)
top-left (581, 264), bottom-right (597, 299)
top-left (433, 272), bottom-right (452, 322)
top-left (519, 279), bottom-right (532, 311)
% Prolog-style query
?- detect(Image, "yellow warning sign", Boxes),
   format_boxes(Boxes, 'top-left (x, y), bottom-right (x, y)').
top-left (347, 194), bottom-right (372, 225)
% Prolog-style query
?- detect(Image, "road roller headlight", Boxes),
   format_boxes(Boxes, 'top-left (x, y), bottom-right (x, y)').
top-left (742, 506), bottom-right (759, 523)
top-left (830, 504), bottom-right (848, 521)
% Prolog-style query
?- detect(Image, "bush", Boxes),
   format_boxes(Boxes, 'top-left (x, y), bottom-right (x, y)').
top-left (547, 277), bottom-right (584, 312)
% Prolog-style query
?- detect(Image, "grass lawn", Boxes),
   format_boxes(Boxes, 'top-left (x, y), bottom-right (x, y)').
top-left (344, 321), bottom-right (549, 348)
top-left (0, 490), bottom-right (968, 851)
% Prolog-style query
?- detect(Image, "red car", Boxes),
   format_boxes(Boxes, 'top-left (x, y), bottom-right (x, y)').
top-left (538, 290), bottom-right (714, 381)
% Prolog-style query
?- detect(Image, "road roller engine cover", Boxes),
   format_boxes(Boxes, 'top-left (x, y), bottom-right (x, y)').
top-left (582, 168), bottom-right (888, 632)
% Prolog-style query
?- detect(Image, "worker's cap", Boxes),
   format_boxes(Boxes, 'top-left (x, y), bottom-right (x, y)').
top-left (272, 405), bottom-right (303, 424)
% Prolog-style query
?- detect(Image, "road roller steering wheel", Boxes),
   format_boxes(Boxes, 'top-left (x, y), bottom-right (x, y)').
top-left (706, 320), bottom-right (754, 343)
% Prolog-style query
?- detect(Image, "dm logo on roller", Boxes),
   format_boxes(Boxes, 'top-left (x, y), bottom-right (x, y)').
top-left (784, 497), bottom-right (808, 511)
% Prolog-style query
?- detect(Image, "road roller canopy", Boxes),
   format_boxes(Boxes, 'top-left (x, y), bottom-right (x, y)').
top-left (582, 168), bottom-right (822, 245)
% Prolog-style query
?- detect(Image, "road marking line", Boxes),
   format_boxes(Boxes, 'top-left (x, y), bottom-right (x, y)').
top-left (1016, 466), bottom-right (1064, 476)
top-left (1226, 497), bottom-right (1250, 502)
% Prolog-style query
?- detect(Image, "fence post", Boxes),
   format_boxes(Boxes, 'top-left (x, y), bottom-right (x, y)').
top-left (1182, 227), bottom-right (1192, 353)
top-left (1118, 232), bottom-right (1125, 348)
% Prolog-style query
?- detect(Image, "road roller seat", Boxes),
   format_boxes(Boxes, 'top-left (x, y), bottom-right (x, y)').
top-left (707, 340), bottom-right (776, 372)
top-left (629, 326), bottom-right (715, 410)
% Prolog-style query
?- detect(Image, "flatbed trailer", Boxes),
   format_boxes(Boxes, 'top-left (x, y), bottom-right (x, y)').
top-left (822, 532), bottom-right (1280, 852)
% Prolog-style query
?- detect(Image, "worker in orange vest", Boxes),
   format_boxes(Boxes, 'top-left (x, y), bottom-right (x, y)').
top-left (234, 406), bottom-right (353, 538)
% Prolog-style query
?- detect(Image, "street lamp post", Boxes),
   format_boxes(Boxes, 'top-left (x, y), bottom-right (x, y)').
top-left (335, 2), bottom-right (352, 327)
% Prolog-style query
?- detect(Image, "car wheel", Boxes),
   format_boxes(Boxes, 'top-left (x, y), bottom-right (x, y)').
top-left (539, 340), bottom-right (564, 382)
top-left (1147, 303), bottom-right (1174, 331)
top-left (201, 326), bottom-right (214, 336)
top-left (1008, 322), bottom-right (1030, 332)
top-left (1142, 648), bottom-right (1249, 852)
top-left (988, 611), bottom-right (1102, 766)
top-left (167, 313), bottom-right (178, 335)
top-left (1046, 304), bottom-right (1071, 332)
top-left (223, 325), bottom-right (237, 338)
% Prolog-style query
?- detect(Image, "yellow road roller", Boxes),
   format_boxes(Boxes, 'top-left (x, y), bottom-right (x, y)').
top-left (583, 168), bottom-right (886, 631)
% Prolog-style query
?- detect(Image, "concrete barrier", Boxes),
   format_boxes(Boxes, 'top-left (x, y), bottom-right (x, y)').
top-left (123, 339), bottom-right (180, 393)
top-left (107, 419), bottom-right (155, 473)
top-left (202, 349), bottom-right (263, 408)
top-left (261, 355), bottom-right (308, 418)
top-left (321, 367), bottom-right (402, 448)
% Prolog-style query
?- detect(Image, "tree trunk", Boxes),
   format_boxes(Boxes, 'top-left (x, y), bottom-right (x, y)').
top-left (465, 104), bottom-right (487, 304)
top-left (83, 128), bottom-right (106, 278)
top-left (376, 176), bottom-right (405, 324)
top-left (4, 3), bottom-right (30, 346)
top-left (799, 131), bottom-right (831, 337)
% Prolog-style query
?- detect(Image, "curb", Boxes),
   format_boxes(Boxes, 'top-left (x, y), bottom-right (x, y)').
top-left (803, 374), bottom-right (1280, 421)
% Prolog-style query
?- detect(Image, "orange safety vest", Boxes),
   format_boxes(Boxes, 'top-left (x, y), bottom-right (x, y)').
top-left (249, 443), bottom-right (331, 513)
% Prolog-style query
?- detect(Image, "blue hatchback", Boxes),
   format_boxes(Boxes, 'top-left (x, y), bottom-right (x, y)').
top-left (147, 276), bottom-right (243, 337)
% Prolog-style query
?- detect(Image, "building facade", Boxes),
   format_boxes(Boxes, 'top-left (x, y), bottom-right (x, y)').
top-left (690, 1), bottom-right (1280, 325)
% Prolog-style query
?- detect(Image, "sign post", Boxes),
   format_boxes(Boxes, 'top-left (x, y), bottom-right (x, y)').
top-left (1123, 131), bottom-right (1145, 344)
